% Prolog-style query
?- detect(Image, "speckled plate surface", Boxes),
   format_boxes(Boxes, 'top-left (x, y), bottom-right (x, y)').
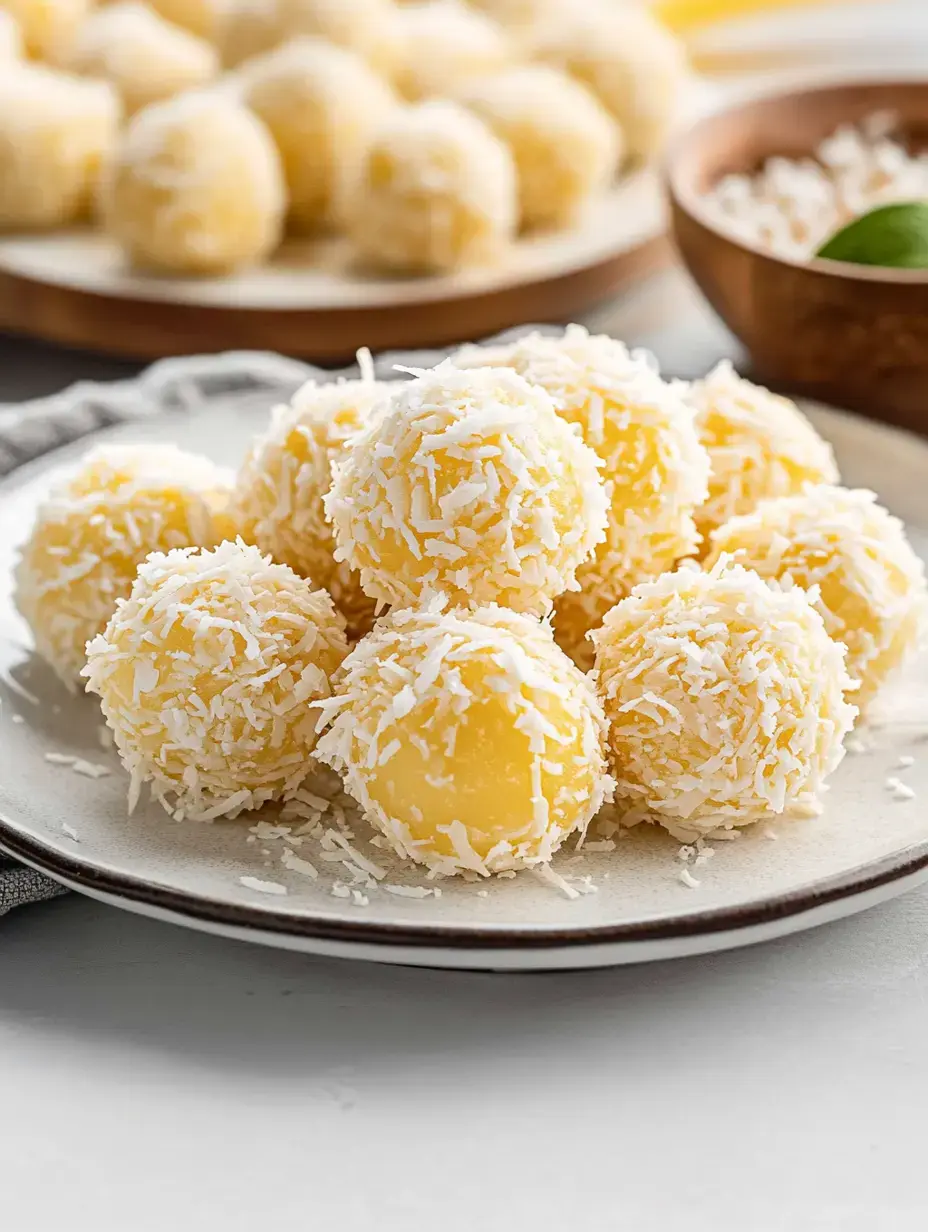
top-left (2, 356), bottom-right (928, 970)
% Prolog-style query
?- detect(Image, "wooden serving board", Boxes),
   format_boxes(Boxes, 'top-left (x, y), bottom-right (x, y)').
top-left (0, 169), bottom-right (669, 364)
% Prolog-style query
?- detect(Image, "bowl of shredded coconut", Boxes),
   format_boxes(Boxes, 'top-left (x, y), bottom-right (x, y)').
top-left (667, 80), bottom-right (928, 430)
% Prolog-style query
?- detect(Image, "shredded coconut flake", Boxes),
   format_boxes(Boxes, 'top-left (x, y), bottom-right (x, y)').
top-left (383, 884), bottom-right (436, 899)
top-left (239, 875), bottom-right (288, 896)
top-left (280, 848), bottom-right (319, 880)
top-left (533, 863), bottom-right (580, 900)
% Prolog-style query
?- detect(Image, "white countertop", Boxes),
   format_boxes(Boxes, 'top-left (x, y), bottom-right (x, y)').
top-left (4, 889), bottom-right (928, 1229)
top-left (3, 3), bottom-right (928, 1221)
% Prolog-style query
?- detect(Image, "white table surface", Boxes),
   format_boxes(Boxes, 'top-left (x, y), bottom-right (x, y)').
top-left (4, 3), bottom-right (928, 1222)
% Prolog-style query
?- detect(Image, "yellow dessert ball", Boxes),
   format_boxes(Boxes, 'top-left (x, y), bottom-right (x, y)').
top-left (0, 9), bottom-right (23, 58)
top-left (685, 361), bottom-right (839, 545)
top-left (215, 0), bottom-right (284, 68)
top-left (63, 3), bottom-right (219, 116)
top-left (314, 602), bottom-right (612, 876)
top-left (348, 99), bottom-right (517, 273)
top-left (392, 0), bottom-right (511, 102)
top-left (83, 540), bottom-right (349, 820)
top-left (454, 326), bottom-right (709, 666)
top-left (14, 444), bottom-right (233, 685)
top-left (531, 3), bottom-right (687, 162)
top-left (0, 65), bottom-right (119, 229)
top-left (147, 0), bottom-right (222, 40)
top-left (457, 65), bottom-right (620, 230)
top-left (238, 37), bottom-right (397, 231)
top-left (101, 91), bottom-right (285, 274)
top-left (706, 485), bottom-right (928, 710)
top-left (1, 0), bottom-right (90, 60)
top-left (233, 364), bottom-right (387, 639)
top-left (326, 362), bottom-right (608, 615)
top-left (276, 0), bottom-right (398, 76)
top-left (468, 0), bottom-right (565, 31)
top-left (592, 559), bottom-right (856, 836)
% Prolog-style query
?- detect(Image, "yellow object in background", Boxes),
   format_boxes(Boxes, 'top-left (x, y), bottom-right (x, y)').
top-left (654, 0), bottom-right (848, 34)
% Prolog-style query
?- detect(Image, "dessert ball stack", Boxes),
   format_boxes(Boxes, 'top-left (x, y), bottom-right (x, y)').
top-left (0, 0), bottom-right (689, 277)
top-left (15, 329), bottom-right (928, 881)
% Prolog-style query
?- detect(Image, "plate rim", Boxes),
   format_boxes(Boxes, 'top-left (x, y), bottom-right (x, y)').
top-left (3, 816), bottom-right (928, 953)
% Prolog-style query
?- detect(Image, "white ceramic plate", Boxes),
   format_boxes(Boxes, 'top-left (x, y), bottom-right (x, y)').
top-left (2, 360), bottom-right (928, 971)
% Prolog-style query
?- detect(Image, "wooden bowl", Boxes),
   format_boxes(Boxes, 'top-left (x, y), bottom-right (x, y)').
top-left (666, 80), bottom-right (928, 431)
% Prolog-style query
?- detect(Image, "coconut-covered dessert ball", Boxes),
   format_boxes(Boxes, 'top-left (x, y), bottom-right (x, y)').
top-left (276, 0), bottom-right (398, 76)
top-left (593, 559), bottom-right (856, 835)
top-left (392, 0), bottom-right (511, 102)
top-left (147, 0), bottom-right (222, 40)
top-left (2, 0), bottom-right (89, 60)
top-left (238, 37), bottom-right (396, 232)
top-left (83, 540), bottom-right (349, 820)
top-left (0, 66), bottom-right (120, 228)
top-left (531, 3), bottom-right (687, 162)
top-left (101, 91), bottom-right (285, 274)
top-left (314, 602), bottom-right (612, 876)
top-left (63, 3), bottom-right (219, 116)
top-left (14, 444), bottom-right (233, 685)
top-left (233, 358), bottom-right (386, 639)
top-left (454, 327), bottom-right (709, 666)
top-left (706, 486), bottom-right (928, 710)
top-left (468, 0), bottom-right (565, 31)
top-left (215, 0), bottom-right (283, 68)
top-left (0, 8), bottom-right (22, 58)
top-left (348, 99), bottom-right (517, 272)
top-left (685, 361), bottom-right (839, 545)
top-left (326, 362), bottom-right (608, 614)
top-left (457, 65), bottom-right (621, 230)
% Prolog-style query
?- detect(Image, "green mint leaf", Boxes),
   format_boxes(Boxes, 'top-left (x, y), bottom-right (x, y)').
top-left (816, 202), bottom-right (928, 268)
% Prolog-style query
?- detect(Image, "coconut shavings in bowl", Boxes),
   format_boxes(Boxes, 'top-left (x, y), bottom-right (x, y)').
top-left (702, 111), bottom-right (928, 262)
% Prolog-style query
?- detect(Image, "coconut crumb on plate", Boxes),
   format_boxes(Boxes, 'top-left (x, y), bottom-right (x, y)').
top-left (239, 875), bottom-right (288, 896)
top-left (43, 752), bottom-right (110, 778)
top-left (886, 777), bottom-right (916, 802)
top-left (280, 848), bottom-right (319, 880)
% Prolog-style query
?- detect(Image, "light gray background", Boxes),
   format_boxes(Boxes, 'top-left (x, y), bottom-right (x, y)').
top-left (4, 3), bottom-right (928, 1226)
